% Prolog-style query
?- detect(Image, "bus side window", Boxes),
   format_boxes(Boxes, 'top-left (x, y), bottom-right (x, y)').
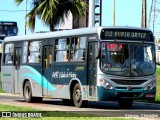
top-left (22, 42), bottom-right (28, 63)
top-left (0, 26), bottom-right (2, 32)
top-left (5, 54), bottom-right (13, 64)
top-left (28, 41), bottom-right (41, 63)
top-left (64, 51), bottom-right (69, 62)
top-left (72, 37), bottom-right (86, 62)
top-left (8, 54), bottom-right (13, 63)
top-left (55, 38), bottom-right (70, 62)
top-left (4, 43), bottom-right (14, 64)
top-left (49, 48), bottom-right (52, 65)
top-left (54, 37), bottom-right (86, 62)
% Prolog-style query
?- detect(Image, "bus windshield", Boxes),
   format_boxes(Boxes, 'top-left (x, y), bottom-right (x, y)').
top-left (0, 26), bottom-right (17, 36)
top-left (100, 42), bottom-right (155, 76)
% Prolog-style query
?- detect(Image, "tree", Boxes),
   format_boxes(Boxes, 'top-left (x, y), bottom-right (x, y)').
top-left (14, 0), bottom-right (86, 31)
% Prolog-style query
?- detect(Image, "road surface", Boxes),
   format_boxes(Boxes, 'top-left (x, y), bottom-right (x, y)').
top-left (0, 93), bottom-right (160, 118)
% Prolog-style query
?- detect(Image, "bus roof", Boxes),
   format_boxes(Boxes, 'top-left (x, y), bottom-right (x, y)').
top-left (0, 21), bottom-right (17, 23)
top-left (4, 26), bottom-right (152, 43)
top-left (0, 21), bottom-right (17, 25)
top-left (4, 27), bottom-right (98, 42)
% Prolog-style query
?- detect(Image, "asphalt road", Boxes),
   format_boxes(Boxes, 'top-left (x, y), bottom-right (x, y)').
top-left (0, 93), bottom-right (160, 118)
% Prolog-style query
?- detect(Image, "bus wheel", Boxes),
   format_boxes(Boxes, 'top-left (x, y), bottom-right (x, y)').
top-left (23, 81), bottom-right (34, 102)
top-left (73, 83), bottom-right (86, 107)
top-left (118, 99), bottom-right (133, 109)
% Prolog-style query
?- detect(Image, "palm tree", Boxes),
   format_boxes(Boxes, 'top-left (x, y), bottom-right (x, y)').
top-left (15, 0), bottom-right (86, 31)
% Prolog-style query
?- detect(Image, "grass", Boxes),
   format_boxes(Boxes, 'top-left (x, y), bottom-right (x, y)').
top-left (0, 89), bottom-right (4, 93)
top-left (0, 104), bottom-right (134, 120)
top-left (156, 67), bottom-right (160, 102)
top-left (0, 85), bottom-right (3, 93)
top-left (0, 72), bottom-right (2, 93)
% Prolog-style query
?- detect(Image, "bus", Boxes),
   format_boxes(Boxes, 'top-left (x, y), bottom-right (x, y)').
top-left (0, 21), bottom-right (18, 70)
top-left (1, 26), bottom-right (156, 108)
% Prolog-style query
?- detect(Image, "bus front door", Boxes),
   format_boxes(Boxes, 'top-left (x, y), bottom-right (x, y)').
top-left (42, 46), bottom-right (52, 96)
top-left (88, 42), bottom-right (98, 99)
top-left (14, 47), bottom-right (21, 93)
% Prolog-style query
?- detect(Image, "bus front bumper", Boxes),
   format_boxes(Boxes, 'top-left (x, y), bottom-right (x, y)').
top-left (97, 86), bottom-right (156, 101)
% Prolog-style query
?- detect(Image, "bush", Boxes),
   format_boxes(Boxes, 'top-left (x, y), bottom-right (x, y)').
top-left (156, 67), bottom-right (160, 102)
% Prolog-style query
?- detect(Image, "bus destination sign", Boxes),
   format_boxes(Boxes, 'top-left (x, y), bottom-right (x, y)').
top-left (0, 22), bottom-right (16, 25)
top-left (101, 29), bottom-right (153, 41)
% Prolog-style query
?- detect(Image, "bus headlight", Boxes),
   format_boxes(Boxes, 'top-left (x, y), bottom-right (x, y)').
top-left (99, 79), bottom-right (113, 89)
top-left (145, 81), bottom-right (156, 90)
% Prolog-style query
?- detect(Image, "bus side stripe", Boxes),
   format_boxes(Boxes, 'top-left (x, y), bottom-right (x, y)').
top-left (21, 66), bottom-right (56, 91)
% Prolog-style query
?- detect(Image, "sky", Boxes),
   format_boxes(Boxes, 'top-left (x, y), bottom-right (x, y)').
top-left (0, 0), bottom-right (153, 36)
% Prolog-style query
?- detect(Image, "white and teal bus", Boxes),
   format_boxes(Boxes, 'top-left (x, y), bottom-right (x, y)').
top-left (1, 26), bottom-right (156, 108)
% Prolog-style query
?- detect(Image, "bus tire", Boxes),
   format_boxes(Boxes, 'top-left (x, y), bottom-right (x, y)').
top-left (118, 99), bottom-right (133, 109)
top-left (73, 83), bottom-right (86, 107)
top-left (23, 81), bottom-right (34, 103)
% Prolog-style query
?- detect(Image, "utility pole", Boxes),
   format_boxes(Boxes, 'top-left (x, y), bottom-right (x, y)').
top-left (24, 0), bottom-right (28, 35)
top-left (100, 0), bottom-right (102, 26)
top-left (148, 0), bottom-right (160, 35)
top-left (89, 0), bottom-right (95, 27)
top-left (113, 0), bottom-right (116, 26)
top-left (141, 0), bottom-right (147, 28)
top-left (88, 0), bottom-right (102, 27)
top-left (95, 0), bottom-right (102, 26)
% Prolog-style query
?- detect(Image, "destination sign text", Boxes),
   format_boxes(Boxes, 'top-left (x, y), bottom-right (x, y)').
top-left (101, 29), bottom-right (153, 41)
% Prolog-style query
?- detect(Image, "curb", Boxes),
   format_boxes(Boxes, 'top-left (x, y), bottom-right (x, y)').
top-left (0, 93), bottom-right (19, 96)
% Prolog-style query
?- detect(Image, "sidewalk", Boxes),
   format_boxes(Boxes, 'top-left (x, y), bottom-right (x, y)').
top-left (0, 93), bottom-right (19, 96)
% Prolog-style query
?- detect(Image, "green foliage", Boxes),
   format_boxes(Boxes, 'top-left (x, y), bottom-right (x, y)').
top-left (0, 90), bottom-right (4, 93)
top-left (0, 72), bottom-right (2, 93)
top-left (156, 67), bottom-right (160, 102)
top-left (14, 0), bottom-right (86, 31)
top-left (14, 0), bottom-right (23, 6)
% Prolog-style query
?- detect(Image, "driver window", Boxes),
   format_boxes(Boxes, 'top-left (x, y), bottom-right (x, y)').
top-left (144, 46), bottom-right (153, 62)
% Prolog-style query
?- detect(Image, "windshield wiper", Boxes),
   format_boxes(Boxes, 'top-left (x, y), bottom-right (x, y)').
top-left (132, 42), bottom-right (143, 54)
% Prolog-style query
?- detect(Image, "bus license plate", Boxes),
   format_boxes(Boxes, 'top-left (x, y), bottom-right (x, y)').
top-left (146, 94), bottom-right (154, 98)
